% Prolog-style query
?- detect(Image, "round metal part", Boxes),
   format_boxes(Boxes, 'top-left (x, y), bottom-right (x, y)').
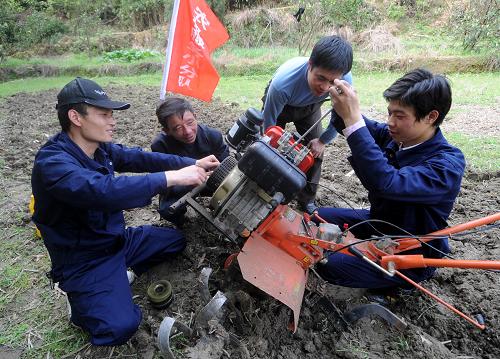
top-left (206, 155), bottom-right (238, 193)
top-left (226, 108), bottom-right (263, 149)
top-left (147, 280), bottom-right (173, 309)
top-left (209, 166), bottom-right (246, 214)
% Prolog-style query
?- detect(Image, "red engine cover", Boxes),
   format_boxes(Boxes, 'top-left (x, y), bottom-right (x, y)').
top-left (265, 126), bottom-right (315, 173)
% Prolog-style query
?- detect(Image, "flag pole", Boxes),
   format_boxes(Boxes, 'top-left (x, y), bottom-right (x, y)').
top-left (160, 0), bottom-right (181, 100)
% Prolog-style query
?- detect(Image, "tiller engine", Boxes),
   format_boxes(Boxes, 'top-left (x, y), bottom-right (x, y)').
top-left (172, 108), bottom-right (500, 332)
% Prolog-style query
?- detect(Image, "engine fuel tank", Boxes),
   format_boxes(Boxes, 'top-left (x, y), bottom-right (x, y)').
top-left (238, 140), bottom-right (306, 202)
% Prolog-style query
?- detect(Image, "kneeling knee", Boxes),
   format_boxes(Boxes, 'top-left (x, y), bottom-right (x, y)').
top-left (113, 315), bottom-right (141, 344)
top-left (91, 315), bottom-right (141, 346)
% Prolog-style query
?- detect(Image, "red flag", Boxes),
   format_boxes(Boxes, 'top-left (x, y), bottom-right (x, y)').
top-left (161, 0), bottom-right (229, 102)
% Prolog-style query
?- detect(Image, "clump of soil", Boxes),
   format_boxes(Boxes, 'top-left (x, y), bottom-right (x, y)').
top-left (0, 85), bottom-right (498, 358)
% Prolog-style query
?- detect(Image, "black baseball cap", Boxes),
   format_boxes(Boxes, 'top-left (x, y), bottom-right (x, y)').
top-left (56, 77), bottom-right (130, 110)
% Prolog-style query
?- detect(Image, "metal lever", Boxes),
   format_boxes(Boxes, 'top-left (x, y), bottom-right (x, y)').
top-left (168, 183), bottom-right (207, 215)
top-left (284, 108), bottom-right (332, 155)
top-left (348, 246), bottom-right (395, 277)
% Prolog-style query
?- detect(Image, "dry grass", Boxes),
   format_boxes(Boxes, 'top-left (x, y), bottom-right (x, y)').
top-left (328, 25), bottom-right (355, 42)
top-left (228, 7), bottom-right (296, 31)
top-left (356, 54), bottom-right (494, 73)
top-left (485, 54), bottom-right (500, 71)
top-left (355, 25), bottom-right (403, 54)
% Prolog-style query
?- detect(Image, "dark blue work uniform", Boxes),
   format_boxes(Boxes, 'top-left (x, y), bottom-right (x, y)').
top-left (151, 124), bottom-right (229, 220)
top-left (317, 117), bottom-right (465, 288)
top-left (32, 132), bottom-right (196, 346)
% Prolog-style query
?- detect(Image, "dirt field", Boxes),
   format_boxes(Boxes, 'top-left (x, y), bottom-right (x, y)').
top-left (0, 85), bottom-right (499, 358)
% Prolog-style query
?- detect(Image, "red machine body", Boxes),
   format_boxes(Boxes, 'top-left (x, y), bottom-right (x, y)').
top-left (264, 126), bottom-right (315, 173)
top-left (200, 116), bottom-right (500, 332)
top-left (236, 207), bottom-right (500, 332)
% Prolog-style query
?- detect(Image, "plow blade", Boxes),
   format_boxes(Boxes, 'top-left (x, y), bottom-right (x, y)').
top-left (237, 233), bottom-right (307, 332)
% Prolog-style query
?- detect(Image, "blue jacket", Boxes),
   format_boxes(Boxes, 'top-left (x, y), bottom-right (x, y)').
top-left (345, 118), bottom-right (465, 256)
top-left (31, 132), bottom-right (195, 263)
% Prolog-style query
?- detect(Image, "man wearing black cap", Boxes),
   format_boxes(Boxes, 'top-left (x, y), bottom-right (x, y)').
top-left (31, 78), bottom-right (219, 346)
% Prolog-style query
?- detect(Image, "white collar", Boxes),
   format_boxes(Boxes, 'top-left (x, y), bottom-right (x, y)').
top-left (399, 142), bottom-right (423, 151)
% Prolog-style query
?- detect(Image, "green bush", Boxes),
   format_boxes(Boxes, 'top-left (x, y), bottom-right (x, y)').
top-left (206, 0), bottom-right (227, 21)
top-left (227, 1), bottom-right (265, 11)
top-left (387, 3), bottom-right (406, 20)
top-left (0, 1), bottom-right (21, 59)
top-left (17, 11), bottom-right (68, 48)
top-left (117, 0), bottom-right (166, 30)
top-left (319, 0), bottom-right (379, 31)
top-left (449, 0), bottom-right (499, 51)
top-left (102, 49), bottom-right (160, 62)
top-left (48, 0), bottom-right (117, 20)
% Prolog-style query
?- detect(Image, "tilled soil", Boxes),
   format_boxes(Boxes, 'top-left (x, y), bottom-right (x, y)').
top-left (0, 85), bottom-right (499, 358)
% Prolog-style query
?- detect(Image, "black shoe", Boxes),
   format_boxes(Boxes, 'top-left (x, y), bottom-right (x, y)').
top-left (299, 201), bottom-right (318, 215)
top-left (162, 213), bottom-right (186, 228)
top-left (366, 287), bottom-right (415, 306)
top-left (366, 287), bottom-right (398, 306)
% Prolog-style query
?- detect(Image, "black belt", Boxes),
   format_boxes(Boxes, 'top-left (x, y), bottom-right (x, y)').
top-left (46, 239), bottom-right (124, 266)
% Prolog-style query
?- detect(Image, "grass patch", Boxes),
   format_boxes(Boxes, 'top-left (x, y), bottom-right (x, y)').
top-left (0, 264), bottom-right (31, 290)
top-left (0, 76), bottom-right (81, 97)
top-left (444, 132), bottom-right (499, 172)
top-left (448, 73), bottom-right (500, 106)
top-left (214, 45), bottom-right (297, 60)
top-left (0, 323), bottom-right (29, 346)
top-left (214, 75), bottom-right (269, 109)
top-left (0, 73), bottom-right (269, 107)
top-left (2, 52), bottom-right (164, 68)
top-left (1, 54), bottom-right (102, 68)
top-left (396, 334), bottom-right (410, 351)
top-left (399, 29), bottom-right (465, 57)
top-left (1, 72), bottom-right (498, 114)
top-left (0, 223), bottom-right (87, 357)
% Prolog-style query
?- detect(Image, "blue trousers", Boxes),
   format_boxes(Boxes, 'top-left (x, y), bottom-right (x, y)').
top-left (315, 207), bottom-right (435, 289)
top-left (58, 225), bottom-right (185, 346)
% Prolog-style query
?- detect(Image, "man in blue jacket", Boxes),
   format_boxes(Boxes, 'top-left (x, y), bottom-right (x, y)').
top-left (316, 69), bottom-right (465, 290)
top-left (262, 35), bottom-right (353, 214)
top-left (151, 97), bottom-right (229, 225)
top-left (31, 78), bottom-right (219, 346)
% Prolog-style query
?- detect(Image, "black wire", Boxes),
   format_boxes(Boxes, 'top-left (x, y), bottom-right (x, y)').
top-left (326, 235), bottom-right (500, 274)
top-left (448, 222), bottom-right (500, 239)
top-left (351, 218), bottom-right (454, 259)
top-left (327, 236), bottom-right (383, 254)
top-left (310, 180), bottom-right (500, 265)
top-left (311, 181), bottom-right (386, 236)
top-left (309, 180), bottom-right (500, 273)
top-left (310, 180), bottom-right (452, 257)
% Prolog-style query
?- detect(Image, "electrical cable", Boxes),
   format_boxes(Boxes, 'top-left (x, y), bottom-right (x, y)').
top-left (309, 180), bottom-right (500, 272)
top-left (311, 179), bottom-right (450, 256)
top-left (311, 181), bottom-right (386, 236)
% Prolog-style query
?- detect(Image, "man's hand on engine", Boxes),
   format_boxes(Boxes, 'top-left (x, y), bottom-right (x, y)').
top-left (329, 79), bottom-right (362, 127)
top-left (165, 165), bottom-right (207, 187)
top-left (196, 155), bottom-right (220, 171)
top-left (307, 138), bottom-right (325, 158)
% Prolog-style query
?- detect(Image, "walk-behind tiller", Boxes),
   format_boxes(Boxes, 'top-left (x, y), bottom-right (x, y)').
top-left (166, 108), bottom-right (500, 343)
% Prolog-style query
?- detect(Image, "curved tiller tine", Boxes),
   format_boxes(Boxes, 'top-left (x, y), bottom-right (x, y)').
top-left (195, 290), bottom-right (228, 330)
top-left (157, 317), bottom-right (193, 358)
top-left (198, 267), bottom-right (213, 304)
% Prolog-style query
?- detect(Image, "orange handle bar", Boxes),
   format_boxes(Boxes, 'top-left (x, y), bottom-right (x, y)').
top-left (396, 212), bottom-right (500, 253)
top-left (395, 270), bottom-right (485, 330)
top-left (381, 255), bottom-right (500, 270)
